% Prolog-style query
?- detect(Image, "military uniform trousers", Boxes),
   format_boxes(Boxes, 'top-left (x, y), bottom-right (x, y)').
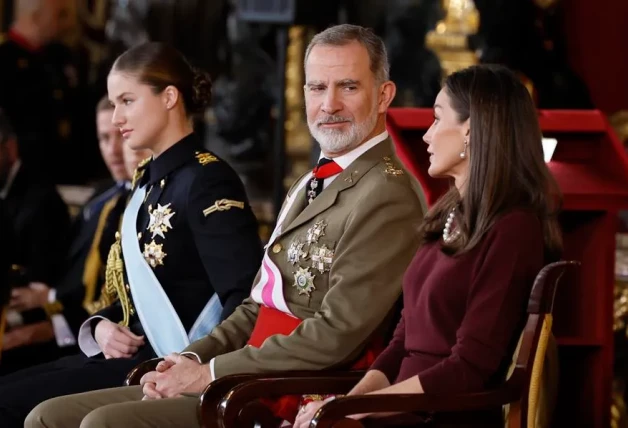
top-left (0, 346), bottom-right (153, 428)
top-left (26, 385), bottom-right (200, 428)
top-left (24, 386), bottom-right (503, 428)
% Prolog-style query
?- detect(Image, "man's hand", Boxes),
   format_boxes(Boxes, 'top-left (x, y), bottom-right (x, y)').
top-left (2, 321), bottom-right (54, 350)
top-left (10, 282), bottom-right (50, 311)
top-left (94, 319), bottom-right (144, 359)
top-left (140, 353), bottom-right (212, 399)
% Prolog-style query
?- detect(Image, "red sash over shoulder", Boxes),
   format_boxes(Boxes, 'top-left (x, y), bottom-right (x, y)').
top-left (247, 305), bottom-right (384, 422)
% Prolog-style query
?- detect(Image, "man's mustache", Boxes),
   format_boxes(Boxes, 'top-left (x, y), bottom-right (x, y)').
top-left (316, 116), bottom-right (352, 125)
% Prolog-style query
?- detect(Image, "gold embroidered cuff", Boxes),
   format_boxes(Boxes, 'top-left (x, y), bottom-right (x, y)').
top-left (43, 300), bottom-right (64, 318)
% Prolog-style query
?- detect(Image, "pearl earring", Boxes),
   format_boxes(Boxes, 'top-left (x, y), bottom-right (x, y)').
top-left (460, 140), bottom-right (468, 159)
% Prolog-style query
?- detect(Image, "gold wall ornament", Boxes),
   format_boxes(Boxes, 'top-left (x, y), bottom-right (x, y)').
top-left (610, 110), bottom-right (628, 145)
top-left (534, 0), bottom-right (560, 9)
top-left (284, 26), bottom-right (313, 188)
top-left (425, 0), bottom-right (480, 78)
top-left (612, 379), bottom-right (628, 428)
top-left (615, 235), bottom-right (628, 335)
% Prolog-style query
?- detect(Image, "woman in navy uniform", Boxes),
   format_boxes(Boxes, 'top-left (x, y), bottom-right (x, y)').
top-left (0, 42), bottom-right (262, 428)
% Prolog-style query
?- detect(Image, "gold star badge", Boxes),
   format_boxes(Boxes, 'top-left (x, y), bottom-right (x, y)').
top-left (293, 267), bottom-right (316, 297)
top-left (147, 203), bottom-right (175, 239)
top-left (143, 241), bottom-right (167, 268)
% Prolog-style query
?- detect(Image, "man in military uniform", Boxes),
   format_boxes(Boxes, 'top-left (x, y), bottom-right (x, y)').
top-left (25, 24), bottom-right (427, 428)
top-left (0, 97), bottom-right (132, 374)
top-left (0, 0), bottom-right (76, 181)
top-left (0, 198), bottom-right (14, 309)
top-left (0, 110), bottom-right (70, 292)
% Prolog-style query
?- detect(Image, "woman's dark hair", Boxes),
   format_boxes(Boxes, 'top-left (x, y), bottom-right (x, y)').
top-left (111, 42), bottom-right (212, 115)
top-left (419, 64), bottom-right (562, 260)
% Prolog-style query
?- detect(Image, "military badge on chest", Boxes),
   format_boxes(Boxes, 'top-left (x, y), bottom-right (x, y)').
top-left (287, 220), bottom-right (335, 297)
top-left (148, 203), bottom-right (175, 239)
top-left (142, 202), bottom-right (176, 268)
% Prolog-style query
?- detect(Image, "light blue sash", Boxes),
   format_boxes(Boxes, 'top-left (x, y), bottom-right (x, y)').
top-left (120, 186), bottom-right (223, 357)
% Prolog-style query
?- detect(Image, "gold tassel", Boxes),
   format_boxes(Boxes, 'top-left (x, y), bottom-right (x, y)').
top-left (82, 194), bottom-right (121, 312)
top-left (89, 232), bottom-right (133, 326)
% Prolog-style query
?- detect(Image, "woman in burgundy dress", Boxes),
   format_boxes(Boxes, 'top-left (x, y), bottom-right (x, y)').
top-left (295, 64), bottom-right (563, 427)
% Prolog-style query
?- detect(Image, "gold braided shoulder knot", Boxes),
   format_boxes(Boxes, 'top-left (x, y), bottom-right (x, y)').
top-left (131, 156), bottom-right (152, 190)
top-left (203, 199), bottom-right (245, 217)
top-left (98, 232), bottom-right (133, 326)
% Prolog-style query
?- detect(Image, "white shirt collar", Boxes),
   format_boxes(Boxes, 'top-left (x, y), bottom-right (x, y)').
top-left (0, 159), bottom-right (21, 199)
top-left (117, 180), bottom-right (132, 190)
top-left (319, 130), bottom-right (389, 170)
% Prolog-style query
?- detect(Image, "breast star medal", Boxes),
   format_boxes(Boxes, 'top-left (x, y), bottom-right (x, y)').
top-left (287, 241), bottom-right (307, 265)
top-left (306, 220), bottom-right (327, 244)
top-left (310, 245), bottom-right (334, 274)
top-left (147, 203), bottom-right (175, 239)
top-left (143, 241), bottom-right (167, 268)
top-left (293, 267), bottom-right (316, 297)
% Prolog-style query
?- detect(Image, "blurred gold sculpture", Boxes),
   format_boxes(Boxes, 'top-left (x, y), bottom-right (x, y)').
top-left (284, 26), bottom-right (313, 187)
top-left (426, 0), bottom-right (480, 78)
top-left (610, 110), bottom-right (628, 146)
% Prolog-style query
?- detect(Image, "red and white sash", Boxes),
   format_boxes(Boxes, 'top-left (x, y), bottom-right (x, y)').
top-left (250, 173), bottom-right (312, 316)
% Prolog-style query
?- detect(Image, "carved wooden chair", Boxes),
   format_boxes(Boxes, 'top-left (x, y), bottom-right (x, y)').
top-left (211, 260), bottom-right (579, 428)
top-left (125, 300), bottom-right (403, 428)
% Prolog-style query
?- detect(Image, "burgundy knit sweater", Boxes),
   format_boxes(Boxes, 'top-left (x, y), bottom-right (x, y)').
top-left (371, 210), bottom-right (545, 394)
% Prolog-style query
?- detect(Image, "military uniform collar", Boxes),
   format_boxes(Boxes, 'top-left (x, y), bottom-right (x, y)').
top-left (320, 130), bottom-right (389, 169)
top-left (141, 133), bottom-right (201, 187)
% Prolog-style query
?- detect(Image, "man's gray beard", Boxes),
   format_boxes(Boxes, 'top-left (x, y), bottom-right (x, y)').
top-left (309, 110), bottom-right (378, 156)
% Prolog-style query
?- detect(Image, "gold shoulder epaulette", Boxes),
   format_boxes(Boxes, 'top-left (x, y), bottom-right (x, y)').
top-left (131, 156), bottom-right (152, 189)
top-left (138, 156), bottom-right (151, 169)
top-left (383, 156), bottom-right (404, 176)
top-left (195, 151), bottom-right (218, 166)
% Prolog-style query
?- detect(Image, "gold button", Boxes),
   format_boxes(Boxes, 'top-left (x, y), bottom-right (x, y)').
top-left (272, 243), bottom-right (282, 254)
top-left (125, 284), bottom-right (130, 292)
top-left (137, 232), bottom-right (142, 239)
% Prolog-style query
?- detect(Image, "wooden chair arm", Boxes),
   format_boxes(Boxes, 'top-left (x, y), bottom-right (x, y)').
top-left (219, 372), bottom-right (364, 427)
top-left (199, 374), bottom-right (272, 428)
top-left (124, 358), bottom-right (163, 386)
top-left (311, 386), bottom-right (521, 428)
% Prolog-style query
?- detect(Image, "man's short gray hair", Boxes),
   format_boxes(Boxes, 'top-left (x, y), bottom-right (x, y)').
top-left (304, 24), bottom-right (390, 83)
